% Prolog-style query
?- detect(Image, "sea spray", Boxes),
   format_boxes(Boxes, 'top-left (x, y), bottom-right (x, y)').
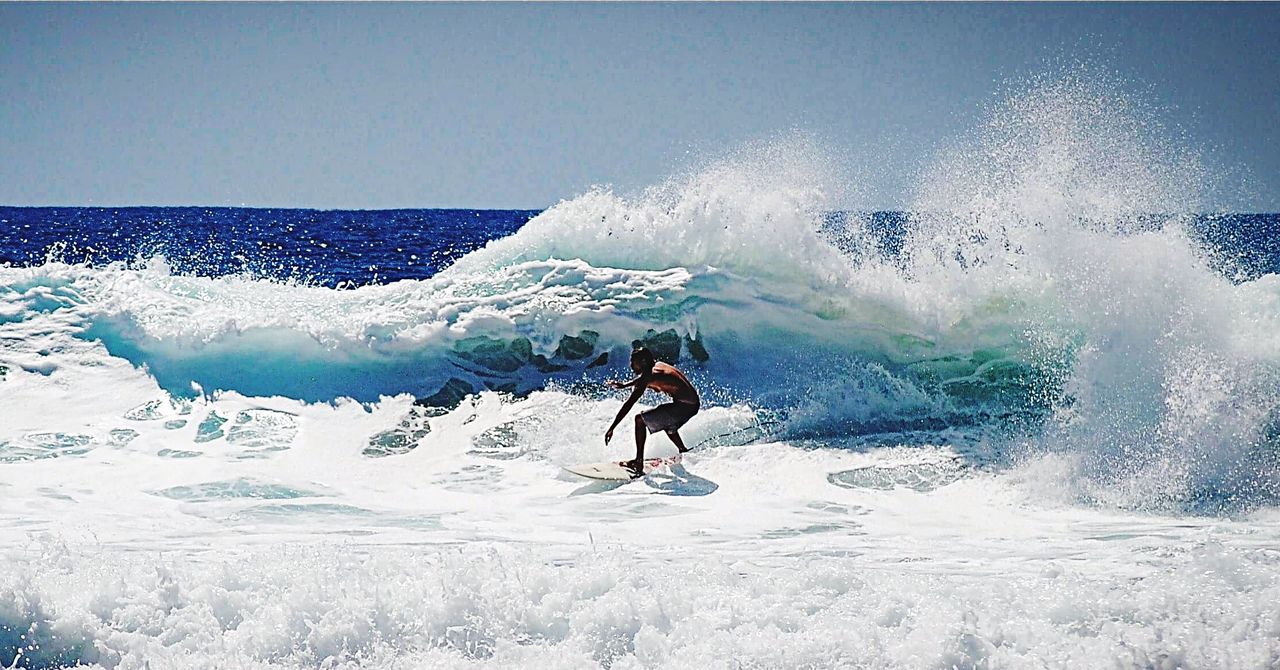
top-left (904, 71), bottom-right (1280, 512)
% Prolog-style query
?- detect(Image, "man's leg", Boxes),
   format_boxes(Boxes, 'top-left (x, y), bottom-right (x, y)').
top-left (666, 429), bottom-right (689, 453)
top-left (629, 414), bottom-right (648, 476)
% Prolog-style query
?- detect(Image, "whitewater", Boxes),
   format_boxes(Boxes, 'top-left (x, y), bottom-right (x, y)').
top-left (3, 76), bottom-right (1280, 669)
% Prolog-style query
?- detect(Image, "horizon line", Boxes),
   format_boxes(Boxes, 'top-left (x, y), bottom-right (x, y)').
top-left (2, 204), bottom-right (1276, 217)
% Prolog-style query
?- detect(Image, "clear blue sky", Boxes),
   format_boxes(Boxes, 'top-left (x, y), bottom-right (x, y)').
top-left (2, 2), bottom-right (1277, 210)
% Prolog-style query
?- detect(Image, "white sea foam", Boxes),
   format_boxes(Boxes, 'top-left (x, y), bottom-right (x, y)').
top-left (5, 536), bottom-right (1279, 669)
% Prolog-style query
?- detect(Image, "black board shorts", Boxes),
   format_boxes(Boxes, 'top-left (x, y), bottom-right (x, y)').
top-left (639, 402), bottom-right (699, 434)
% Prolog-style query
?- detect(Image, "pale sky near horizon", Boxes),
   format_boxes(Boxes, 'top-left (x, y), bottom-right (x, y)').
top-left (2, 2), bottom-right (1278, 210)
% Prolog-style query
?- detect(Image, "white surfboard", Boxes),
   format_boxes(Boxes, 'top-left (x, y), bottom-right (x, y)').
top-left (563, 455), bottom-right (682, 481)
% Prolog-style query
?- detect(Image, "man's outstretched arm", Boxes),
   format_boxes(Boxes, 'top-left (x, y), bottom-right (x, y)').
top-left (607, 375), bottom-right (644, 389)
top-left (605, 384), bottom-right (645, 443)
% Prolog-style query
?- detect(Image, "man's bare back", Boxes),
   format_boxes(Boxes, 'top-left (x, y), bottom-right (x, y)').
top-left (640, 362), bottom-right (700, 406)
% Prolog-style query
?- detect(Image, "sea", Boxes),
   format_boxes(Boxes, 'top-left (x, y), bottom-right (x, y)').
top-left (3, 79), bottom-right (1280, 669)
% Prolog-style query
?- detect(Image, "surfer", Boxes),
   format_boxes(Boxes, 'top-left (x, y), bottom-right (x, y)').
top-left (604, 346), bottom-right (701, 477)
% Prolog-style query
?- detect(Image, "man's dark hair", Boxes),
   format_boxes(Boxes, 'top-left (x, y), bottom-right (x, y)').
top-left (630, 346), bottom-right (656, 367)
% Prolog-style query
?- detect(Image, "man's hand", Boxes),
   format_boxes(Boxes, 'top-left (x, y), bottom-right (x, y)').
top-left (606, 379), bottom-right (623, 389)
top-left (604, 428), bottom-right (614, 444)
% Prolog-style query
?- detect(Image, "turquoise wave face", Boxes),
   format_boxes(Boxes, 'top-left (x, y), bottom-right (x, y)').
top-left (1, 253), bottom-right (1064, 422)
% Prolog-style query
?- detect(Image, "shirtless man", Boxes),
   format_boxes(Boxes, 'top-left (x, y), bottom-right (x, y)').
top-left (604, 346), bottom-right (701, 478)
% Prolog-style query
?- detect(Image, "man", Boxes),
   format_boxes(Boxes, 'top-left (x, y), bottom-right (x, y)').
top-left (604, 346), bottom-right (701, 478)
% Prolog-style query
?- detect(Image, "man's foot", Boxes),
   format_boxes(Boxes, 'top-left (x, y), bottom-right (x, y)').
top-left (621, 459), bottom-right (644, 478)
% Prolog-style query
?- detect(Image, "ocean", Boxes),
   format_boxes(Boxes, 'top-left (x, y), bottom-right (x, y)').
top-left (3, 80), bottom-right (1280, 669)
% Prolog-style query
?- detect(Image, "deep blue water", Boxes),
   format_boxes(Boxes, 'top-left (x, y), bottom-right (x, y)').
top-left (1, 207), bottom-right (1278, 284)
top-left (0, 207), bottom-right (538, 286)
